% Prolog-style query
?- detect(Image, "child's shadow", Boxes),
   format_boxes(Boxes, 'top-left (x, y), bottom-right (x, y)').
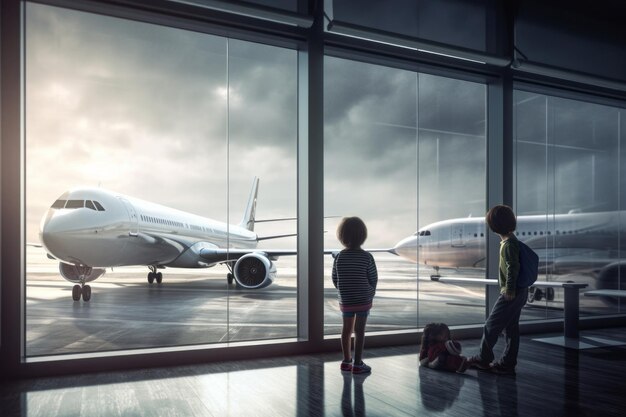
top-left (418, 366), bottom-right (465, 412)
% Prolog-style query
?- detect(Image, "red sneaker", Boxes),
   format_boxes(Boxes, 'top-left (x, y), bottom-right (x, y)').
top-left (340, 360), bottom-right (353, 372)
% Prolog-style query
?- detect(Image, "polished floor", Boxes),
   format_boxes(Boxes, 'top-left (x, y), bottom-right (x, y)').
top-left (2, 327), bottom-right (626, 416)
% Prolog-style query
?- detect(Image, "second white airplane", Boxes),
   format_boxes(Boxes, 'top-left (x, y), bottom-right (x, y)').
top-left (40, 178), bottom-right (297, 301)
top-left (392, 211), bottom-right (626, 301)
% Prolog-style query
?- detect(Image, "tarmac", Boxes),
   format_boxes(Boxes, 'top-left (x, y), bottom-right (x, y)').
top-left (25, 250), bottom-right (603, 356)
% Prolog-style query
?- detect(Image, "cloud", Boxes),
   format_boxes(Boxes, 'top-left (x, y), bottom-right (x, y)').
top-left (25, 4), bottom-right (297, 242)
top-left (323, 58), bottom-right (487, 245)
top-left (25, 3), bottom-right (489, 249)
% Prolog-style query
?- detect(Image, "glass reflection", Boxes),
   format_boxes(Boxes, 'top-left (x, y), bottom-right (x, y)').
top-left (227, 39), bottom-right (298, 342)
top-left (514, 90), bottom-right (625, 318)
top-left (25, 3), bottom-right (298, 356)
top-left (324, 57), bottom-right (418, 335)
top-left (324, 57), bottom-right (487, 334)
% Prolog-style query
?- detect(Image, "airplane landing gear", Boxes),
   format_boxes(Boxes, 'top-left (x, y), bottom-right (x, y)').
top-left (82, 285), bottom-right (92, 301)
top-left (528, 286), bottom-right (554, 303)
top-left (147, 266), bottom-right (163, 284)
top-left (430, 266), bottom-right (441, 281)
top-left (71, 266), bottom-right (92, 301)
top-left (72, 285), bottom-right (81, 301)
top-left (226, 264), bottom-right (235, 285)
top-left (72, 283), bottom-right (92, 301)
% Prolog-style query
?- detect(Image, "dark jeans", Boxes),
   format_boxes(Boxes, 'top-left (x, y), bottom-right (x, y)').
top-left (478, 289), bottom-right (527, 368)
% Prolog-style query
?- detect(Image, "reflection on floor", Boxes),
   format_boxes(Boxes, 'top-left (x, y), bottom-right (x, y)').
top-left (2, 327), bottom-right (626, 416)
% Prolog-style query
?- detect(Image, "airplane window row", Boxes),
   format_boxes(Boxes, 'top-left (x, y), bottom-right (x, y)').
top-left (516, 230), bottom-right (583, 236)
top-left (51, 199), bottom-right (105, 211)
top-left (189, 224), bottom-right (210, 232)
top-left (140, 214), bottom-right (184, 229)
top-left (518, 231), bottom-right (550, 236)
top-left (139, 214), bottom-right (211, 233)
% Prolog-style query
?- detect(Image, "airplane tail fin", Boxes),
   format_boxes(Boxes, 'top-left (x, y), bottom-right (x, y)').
top-left (239, 177), bottom-right (259, 231)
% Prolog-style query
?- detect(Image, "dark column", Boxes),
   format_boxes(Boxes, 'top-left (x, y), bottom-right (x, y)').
top-left (1, 0), bottom-right (24, 379)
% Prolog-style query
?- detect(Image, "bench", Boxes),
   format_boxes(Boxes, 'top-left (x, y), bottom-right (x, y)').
top-left (435, 278), bottom-right (626, 349)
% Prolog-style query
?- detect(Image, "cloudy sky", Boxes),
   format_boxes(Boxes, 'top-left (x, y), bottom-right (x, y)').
top-left (25, 3), bottom-right (488, 248)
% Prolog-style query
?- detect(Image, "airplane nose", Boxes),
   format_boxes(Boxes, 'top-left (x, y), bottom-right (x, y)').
top-left (41, 214), bottom-right (58, 248)
top-left (40, 211), bottom-right (74, 256)
top-left (393, 236), bottom-right (418, 261)
top-left (394, 236), bottom-right (416, 249)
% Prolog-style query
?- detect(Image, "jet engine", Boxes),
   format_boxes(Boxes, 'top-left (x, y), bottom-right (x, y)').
top-left (233, 253), bottom-right (276, 289)
top-left (596, 261), bottom-right (626, 303)
top-left (59, 262), bottom-right (106, 284)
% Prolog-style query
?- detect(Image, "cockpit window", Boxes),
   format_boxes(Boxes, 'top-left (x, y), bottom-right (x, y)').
top-left (93, 201), bottom-right (105, 211)
top-left (52, 198), bottom-right (104, 210)
top-left (424, 230), bottom-right (431, 236)
top-left (51, 199), bottom-right (66, 209)
top-left (65, 200), bottom-right (84, 209)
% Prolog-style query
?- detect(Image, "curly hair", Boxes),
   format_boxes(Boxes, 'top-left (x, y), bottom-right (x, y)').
top-left (336, 216), bottom-right (368, 249)
top-left (420, 323), bottom-right (451, 360)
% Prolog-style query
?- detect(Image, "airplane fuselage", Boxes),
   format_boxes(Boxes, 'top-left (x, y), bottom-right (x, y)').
top-left (393, 211), bottom-right (626, 275)
top-left (40, 188), bottom-right (257, 269)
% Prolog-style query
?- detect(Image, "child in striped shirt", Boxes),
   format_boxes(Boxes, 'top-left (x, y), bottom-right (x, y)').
top-left (333, 217), bottom-right (378, 374)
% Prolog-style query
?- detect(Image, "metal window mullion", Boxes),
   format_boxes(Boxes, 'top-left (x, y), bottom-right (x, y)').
top-left (486, 73), bottom-right (513, 316)
top-left (297, 2), bottom-right (324, 344)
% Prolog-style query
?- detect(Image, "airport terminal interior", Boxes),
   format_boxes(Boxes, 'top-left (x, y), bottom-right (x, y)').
top-left (2, 0), bottom-right (626, 416)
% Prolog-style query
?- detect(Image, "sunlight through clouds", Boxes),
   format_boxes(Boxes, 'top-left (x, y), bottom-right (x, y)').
top-left (25, 3), bottom-right (297, 243)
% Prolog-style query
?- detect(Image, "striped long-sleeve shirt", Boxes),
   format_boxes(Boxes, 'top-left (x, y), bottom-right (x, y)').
top-left (332, 248), bottom-right (378, 312)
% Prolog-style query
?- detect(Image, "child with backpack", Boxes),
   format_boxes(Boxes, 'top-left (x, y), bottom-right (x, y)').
top-left (468, 205), bottom-right (536, 375)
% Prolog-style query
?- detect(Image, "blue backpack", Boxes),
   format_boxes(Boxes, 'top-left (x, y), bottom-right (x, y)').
top-left (517, 240), bottom-right (539, 288)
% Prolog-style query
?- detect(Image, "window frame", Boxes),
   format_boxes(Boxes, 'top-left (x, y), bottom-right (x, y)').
top-left (2, 0), bottom-right (625, 378)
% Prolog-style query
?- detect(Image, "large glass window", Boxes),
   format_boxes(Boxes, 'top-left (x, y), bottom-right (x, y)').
top-left (323, 57), bottom-right (487, 335)
top-left (514, 90), bottom-right (625, 318)
top-left (25, 3), bottom-right (297, 356)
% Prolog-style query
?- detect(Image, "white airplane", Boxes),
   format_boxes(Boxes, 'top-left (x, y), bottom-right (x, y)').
top-left (392, 211), bottom-right (626, 301)
top-left (40, 178), bottom-right (298, 302)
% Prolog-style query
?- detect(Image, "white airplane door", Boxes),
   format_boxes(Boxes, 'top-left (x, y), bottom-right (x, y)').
top-left (119, 198), bottom-right (139, 236)
top-left (451, 223), bottom-right (465, 247)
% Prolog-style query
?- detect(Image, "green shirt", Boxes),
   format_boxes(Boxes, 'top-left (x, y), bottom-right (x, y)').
top-left (499, 236), bottom-right (520, 296)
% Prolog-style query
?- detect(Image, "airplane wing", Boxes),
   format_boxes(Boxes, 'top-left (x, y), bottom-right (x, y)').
top-left (198, 248), bottom-right (299, 264)
top-left (198, 247), bottom-right (394, 264)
